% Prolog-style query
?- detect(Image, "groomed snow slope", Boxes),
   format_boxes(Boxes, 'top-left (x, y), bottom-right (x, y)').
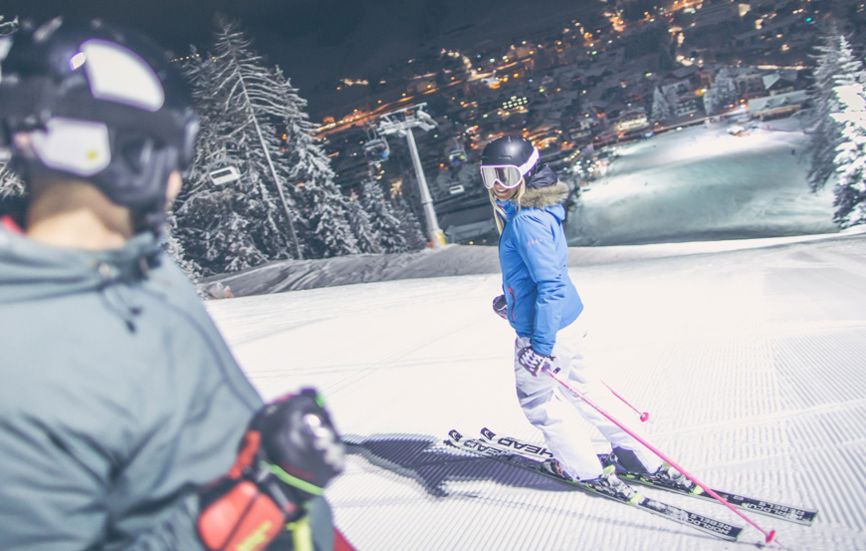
top-left (568, 120), bottom-right (837, 246)
top-left (206, 230), bottom-right (866, 551)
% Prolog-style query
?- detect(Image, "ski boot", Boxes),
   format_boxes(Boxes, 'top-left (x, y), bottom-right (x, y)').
top-left (580, 464), bottom-right (643, 505)
top-left (541, 457), bottom-right (643, 505)
top-left (541, 457), bottom-right (573, 480)
top-left (648, 462), bottom-right (702, 495)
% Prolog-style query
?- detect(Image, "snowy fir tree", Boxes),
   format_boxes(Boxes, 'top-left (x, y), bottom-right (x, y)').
top-left (807, 28), bottom-right (847, 192)
top-left (174, 21), bottom-right (309, 275)
top-left (173, 52), bottom-right (267, 274)
top-left (162, 212), bottom-right (203, 281)
top-left (0, 15), bottom-right (18, 36)
top-left (830, 83), bottom-right (866, 228)
top-left (832, 35), bottom-right (866, 89)
top-left (651, 86), bottom-right (674, 122)
top-left (391, 191), bottom-right (428, 250)
top-left (804, 30), bottom-right (866, 227)
top-left (0, 163), bottom-right (24, 199)
top-left (345, 191), bottom-right (382, 254)
top-left (0, 21), bottom-right (23, 208)
top-left (703, 67), bottom-right (737, 116)
top-left (359, 179), bottom-right (410, 253)
top-left (296, 178), bottom-right (360, 257)
top-left (273, 66), bottom-right (360, 258)
top-left (174, 19), bottom-right (364, 271)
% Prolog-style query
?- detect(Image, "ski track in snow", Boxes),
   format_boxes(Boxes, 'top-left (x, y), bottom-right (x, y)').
top-left (206, 229), bottom-right (866, 551)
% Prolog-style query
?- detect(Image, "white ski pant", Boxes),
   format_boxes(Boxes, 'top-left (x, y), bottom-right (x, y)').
top-left (513, 335), bottom-right (662, 481)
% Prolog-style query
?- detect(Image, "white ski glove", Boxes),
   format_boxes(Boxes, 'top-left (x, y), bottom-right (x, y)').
top-left (517, 346), bottom-right (554, 377)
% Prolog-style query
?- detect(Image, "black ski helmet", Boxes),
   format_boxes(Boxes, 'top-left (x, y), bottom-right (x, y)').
top-left (0, 17), bottom-right (199, 235)
top-left (480, 136), bottom-right (540, 181)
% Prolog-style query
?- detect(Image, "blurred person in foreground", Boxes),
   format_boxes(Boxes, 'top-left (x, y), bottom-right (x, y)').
top-left (0, 17), bottom-right (352, 550)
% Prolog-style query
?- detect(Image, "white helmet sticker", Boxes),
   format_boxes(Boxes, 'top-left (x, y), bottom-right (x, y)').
top-left (29, 118), bottom-right (111, 176)
top-left (81, 39), bottom-right (165, 112)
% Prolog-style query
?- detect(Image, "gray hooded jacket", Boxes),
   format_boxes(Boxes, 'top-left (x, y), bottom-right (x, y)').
top-left (0, 225), bottom-right (266, 550)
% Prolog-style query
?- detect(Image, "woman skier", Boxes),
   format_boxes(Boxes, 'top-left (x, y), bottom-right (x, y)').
top-left (481, 135), bottom-right (691, 499)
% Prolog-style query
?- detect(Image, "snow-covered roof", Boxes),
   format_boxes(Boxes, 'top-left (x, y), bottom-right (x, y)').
top-left (762, 73), bottom-right (797, 91)
top-left (670, 66), bottom-right (699, 79)
top-left (762, 73), bottom-right (781, 90)
top-left (748, 89), bottom-right (808, 111)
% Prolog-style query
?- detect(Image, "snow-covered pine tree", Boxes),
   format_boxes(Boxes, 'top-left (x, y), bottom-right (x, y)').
top-left (296, 179), bottom-right (361, 257)
top-left (807, 28), bottom-right (846, 192)
top-left (0, 162), bottom-right (25, 223)
top-left (174, 20), bottom-right (308, 274)
top-left (273, 66), bottom-right (360, 258)
top-left (830, 83), bottom-right (866, 228)
top-left (703, 67), bottom-right (738, 116)
top-left (702, 90), bottom-right (717, 117)
top-left (2, 15), bottom-right (29, 214)
top-left (172, 129), bottom-right (269, 275)
top-left (0, 163), bottom-right (24, 199)
top-left (345, 190), bottom-right (382, 254)
top-left (360, 179), bottom-right (409, 253)
top-left (173, 48), bottom-right (264, 274)
top-left (0, 15), bottom-right (18, 36)
top-left (391, 191), bottom-right (427, 250)
top-left (0, 14), bottom-right (23, 202)
top-left (833, 35), bottom-right (866, 88)
top-left (1, 20), bottom-right (26, 206)
top-left (651, 86), bottom-right (674, 122)
top-left (0, 17), bottom-right (18, 208)
top-left (162, 212), bottom-right (203, 281)
top-left (209, 19), bottom-right (306, 258)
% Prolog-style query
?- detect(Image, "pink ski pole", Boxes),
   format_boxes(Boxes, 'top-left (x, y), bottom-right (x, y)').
top-left (602, 380), bottom-right (650, 422)
top-left (546, 368), bottom-right (779, 545)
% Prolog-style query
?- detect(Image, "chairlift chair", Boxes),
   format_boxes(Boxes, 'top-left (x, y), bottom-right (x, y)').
top-left (364, 137), bottom-right (390, 162)
top-left (447, 146), bottom-right (467, 168)
top-left (209, 166), bottom-right (240, 185)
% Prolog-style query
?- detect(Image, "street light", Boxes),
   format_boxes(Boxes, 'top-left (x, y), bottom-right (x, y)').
top-left (376, 103), bottom-right (446, 248)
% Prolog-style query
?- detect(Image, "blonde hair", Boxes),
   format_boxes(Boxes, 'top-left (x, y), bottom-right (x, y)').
top-left (488, 180), bottom-right (526, 234)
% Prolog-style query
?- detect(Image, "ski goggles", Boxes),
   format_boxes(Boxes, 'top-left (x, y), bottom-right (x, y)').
top-left (479, 147), bottom-right (539, 190)
top-left (480, 165), bottom-right (523, 189)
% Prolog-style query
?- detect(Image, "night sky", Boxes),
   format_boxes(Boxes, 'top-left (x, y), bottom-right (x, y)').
top-left (1, 0), bottom-right (598, 118)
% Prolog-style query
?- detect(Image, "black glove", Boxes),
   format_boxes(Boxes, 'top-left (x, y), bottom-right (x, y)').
top-left (492, 294), bottom-right (508, 319)
top-left (253, 388), bottom-right (346, 505)
top-left (198, 388), bottom-right (345, 551)
top-left (517, 346), bottom-right (554, 377)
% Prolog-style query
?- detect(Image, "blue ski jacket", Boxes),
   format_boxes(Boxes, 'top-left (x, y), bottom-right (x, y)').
top-left (497, 169), bottom-right (583, 356)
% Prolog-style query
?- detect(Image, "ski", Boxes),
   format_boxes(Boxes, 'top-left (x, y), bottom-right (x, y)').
top-left (479, 426), bottom-right (817, 526)
top-left (445, 429), bottom-right (742, 542)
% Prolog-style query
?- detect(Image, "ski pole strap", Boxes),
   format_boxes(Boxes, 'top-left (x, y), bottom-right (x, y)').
top-left (268, 462), bottom-right (326, 496)
top-left (286, 517), bottom-right (314, 551)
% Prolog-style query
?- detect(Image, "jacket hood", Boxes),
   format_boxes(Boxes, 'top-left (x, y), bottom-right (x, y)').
top-left (525, 165), bottom-right (558, 189)
top-left (0, 228), bottom-right (163, 304)
top-left (520, 179), bottom-right (570, 209)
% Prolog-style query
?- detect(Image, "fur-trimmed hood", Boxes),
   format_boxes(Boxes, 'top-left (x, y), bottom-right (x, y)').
top-left (519, 165), bottom-right (568, 208)
top-left (520, 180), bottom-right (570, 209)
